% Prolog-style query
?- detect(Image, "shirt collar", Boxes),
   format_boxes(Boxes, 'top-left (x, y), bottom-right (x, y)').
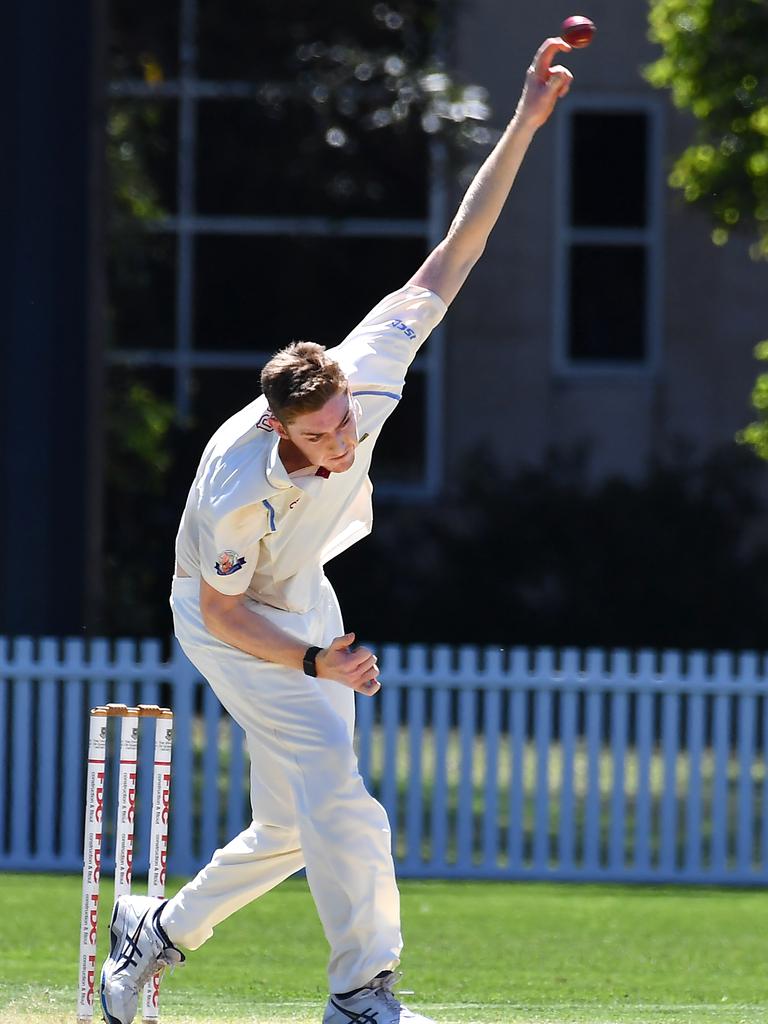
top-left (265, 432), bottom-right (331, 491)
top-left (265, 433), bottom-right (293, 490)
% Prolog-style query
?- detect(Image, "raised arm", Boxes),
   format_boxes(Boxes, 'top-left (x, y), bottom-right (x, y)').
top-left (409, 37), bottom-right (573, 306)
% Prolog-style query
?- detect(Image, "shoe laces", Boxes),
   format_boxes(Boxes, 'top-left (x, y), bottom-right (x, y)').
top-left (131, 943), bottom-right (184, 994)
top-left (368, 971), bottom-right (404, 1012)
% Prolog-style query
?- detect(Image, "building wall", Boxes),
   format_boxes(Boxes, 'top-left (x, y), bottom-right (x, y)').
top-left (444, 0), bottom-right (767, 483)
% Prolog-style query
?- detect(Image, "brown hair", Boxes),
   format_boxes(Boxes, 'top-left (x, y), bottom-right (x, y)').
top-left (260, 341), bottom-right (347, 425)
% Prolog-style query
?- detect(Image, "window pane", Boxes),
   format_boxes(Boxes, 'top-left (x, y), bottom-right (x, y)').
top-left (196, 100), bottom-right (428, 218)
top-left (103, 366), bottom-right (178, 635)
top-left (571, 112), bottom-right (647, 228)
top-left (109, 0), bottom-right (179, 79)
top-left (191, 369), bottom-right (264, 439)
top-left (568, 246), bottom-right (646, 361)
top-left (108, 234), bottom-right (176, 350)
top-left (108, 101), bottom-right (178, 216)
top-left (197, 0), bottom-right (434, 80)
top-left (193, 235), bottom-right (428, 351)
top-left (371, 369), bottom-right (426, 483)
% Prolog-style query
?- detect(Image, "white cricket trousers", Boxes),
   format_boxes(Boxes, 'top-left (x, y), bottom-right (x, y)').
top-left (162, 574), bottom-right (402, 993)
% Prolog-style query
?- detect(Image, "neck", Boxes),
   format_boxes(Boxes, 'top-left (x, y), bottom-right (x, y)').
top-left (278, 437), bottom-right (312, 474)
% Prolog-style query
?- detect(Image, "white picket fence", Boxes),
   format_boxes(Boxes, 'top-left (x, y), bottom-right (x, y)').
top-left (1, 636), bottom-right (768, 883)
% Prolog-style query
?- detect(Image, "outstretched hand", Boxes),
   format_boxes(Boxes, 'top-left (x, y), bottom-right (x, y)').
top-left (316, 632), bottom-right (381, 696)
top-left (516, 37), bottom-right (574, 129)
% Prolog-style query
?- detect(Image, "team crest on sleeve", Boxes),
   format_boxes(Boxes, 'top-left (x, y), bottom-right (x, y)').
top-left (215, 550), bottom-right (246, 576)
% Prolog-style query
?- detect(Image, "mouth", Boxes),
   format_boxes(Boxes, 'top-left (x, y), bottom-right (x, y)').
top-left (326, 449), bottom-right (355, 470)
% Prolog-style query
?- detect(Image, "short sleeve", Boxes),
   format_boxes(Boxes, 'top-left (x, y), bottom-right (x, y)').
top-left (198, 504), bottom-right (268, 595)
top-left (327, 285), bottom-right (447, 396)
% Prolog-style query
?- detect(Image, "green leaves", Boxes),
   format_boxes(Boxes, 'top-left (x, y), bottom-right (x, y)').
top-left (646, 0), bottom-right (768, 462)
top-left (645, 0), bottom-right (768, 258)
top-left (737, 340), bottom-right (768, 459)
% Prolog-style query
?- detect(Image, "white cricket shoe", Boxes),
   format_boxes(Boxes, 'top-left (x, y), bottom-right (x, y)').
top-left (100, 895), bottom-right (184, 1024)
top-left (323, 972), bottom-right (436, 1024)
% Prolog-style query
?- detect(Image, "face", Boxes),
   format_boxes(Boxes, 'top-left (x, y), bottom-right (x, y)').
top-left (272, 390), bottom-right (359, 474)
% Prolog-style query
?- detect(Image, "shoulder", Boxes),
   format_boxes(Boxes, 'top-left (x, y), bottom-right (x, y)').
top-left (343, 284), bottom-right (447, 344)
top-left (328, 284), bottom-right (447, 378)
top-left (198, 397), bottom-right (280, 518)
top-left (361, 283), bottom-right (447, 321)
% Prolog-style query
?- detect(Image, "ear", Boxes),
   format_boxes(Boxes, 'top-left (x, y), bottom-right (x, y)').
top-left (268, 413), bottom-right (288, 438)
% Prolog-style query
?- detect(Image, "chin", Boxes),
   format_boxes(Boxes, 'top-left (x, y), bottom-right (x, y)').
top-left (326, 450), bottom-right (356, 473)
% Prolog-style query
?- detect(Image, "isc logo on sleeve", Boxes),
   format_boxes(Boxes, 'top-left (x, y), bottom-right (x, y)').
top-left (388, 318), bottom-right (416, 340)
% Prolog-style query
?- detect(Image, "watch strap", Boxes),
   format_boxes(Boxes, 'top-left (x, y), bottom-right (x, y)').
top-left (303, 645), bottom-right (322, 677)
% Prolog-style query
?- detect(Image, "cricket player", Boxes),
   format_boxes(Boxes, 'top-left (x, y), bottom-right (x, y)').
top-left (100, 37), bottom-right (573, 1024)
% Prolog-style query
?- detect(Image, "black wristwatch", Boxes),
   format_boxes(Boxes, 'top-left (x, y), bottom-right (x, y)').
top-left (303, 645), bottom-right (323, 677)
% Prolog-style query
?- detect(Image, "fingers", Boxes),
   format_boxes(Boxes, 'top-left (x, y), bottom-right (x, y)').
top-left (348, 651), bottom-right (379, 684)
top-left (347, 647), bottom-right (377, 672)
top-left (315, 637), bottom-right (380, 691)
top-left (356, 678), bottom-right (381, 697)
top-left (328, 631), bottom-right (356, 651)
top-left (531, 37), bottom-right (572, 81)
top-left (330, 638), bottom-right (376, 672)
top-left (343, 657), bottom-right (380, 693)
top-left (548, 66), bottom-right (574, 98)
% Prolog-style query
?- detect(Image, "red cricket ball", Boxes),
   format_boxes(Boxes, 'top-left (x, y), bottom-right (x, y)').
top-left (560, 15), bottom-right (596, 48)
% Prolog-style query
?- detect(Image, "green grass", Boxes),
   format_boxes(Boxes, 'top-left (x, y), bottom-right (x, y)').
top-left (2, 874), bottom-right (768, 1023)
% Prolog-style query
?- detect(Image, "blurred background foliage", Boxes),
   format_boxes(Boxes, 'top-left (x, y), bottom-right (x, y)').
top-left (645, 0), bottom-right (768, 468)
top-left (738, 338), bottom-right (768, 460)
top-left (339, 447), bottom-right (768, 651)
top-left (645, 0), bottom-right (768, 258)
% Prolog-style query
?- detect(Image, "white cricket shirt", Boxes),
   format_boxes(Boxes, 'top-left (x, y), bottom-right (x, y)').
top-left (174, 284), bottom-right (447, 613)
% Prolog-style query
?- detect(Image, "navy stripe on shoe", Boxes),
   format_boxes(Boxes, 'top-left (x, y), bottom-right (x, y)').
top-left (329, 998), bottom-right (379, 1023)
top-left (114, 910), bottom-right (151, 973)
top-left (151, 902), bottom-right (174, 948)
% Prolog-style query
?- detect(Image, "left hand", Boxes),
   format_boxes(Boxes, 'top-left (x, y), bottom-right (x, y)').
top-left (316, 632), bottom-right (381, 695)
top-left (515, 37), bottom-right (574, 130)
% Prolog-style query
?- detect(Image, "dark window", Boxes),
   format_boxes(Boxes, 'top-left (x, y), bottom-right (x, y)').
top-left (569, 245), bottom-right (646, 361)
top-left (191, 368), bottom-right (265, 434)
top-left (109, 0), bottom-right (179, 77)
top-left (371, 370), bottom-right (426, 484)
top-left (197, 0), bottom-right (434, 80)
top-left (196, 101), bottom-right (429, 218)
top-left (193, 235), bottom-right (427, 350)
top-left (571, 112), bottom-right (647, 229)
top-left (564, 109), bottom-right (653, 366)
top-left (108, 233), bottom-right (176, 350)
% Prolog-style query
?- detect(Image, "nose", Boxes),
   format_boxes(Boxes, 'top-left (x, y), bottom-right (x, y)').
top-left (332, 430), bottom-right (348, 455)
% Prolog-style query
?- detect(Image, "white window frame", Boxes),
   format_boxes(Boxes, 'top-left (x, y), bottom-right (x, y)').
top-left (107, 0), bottom-right (446, 501)
top-left (552, 94), bottom-right (665, 377)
